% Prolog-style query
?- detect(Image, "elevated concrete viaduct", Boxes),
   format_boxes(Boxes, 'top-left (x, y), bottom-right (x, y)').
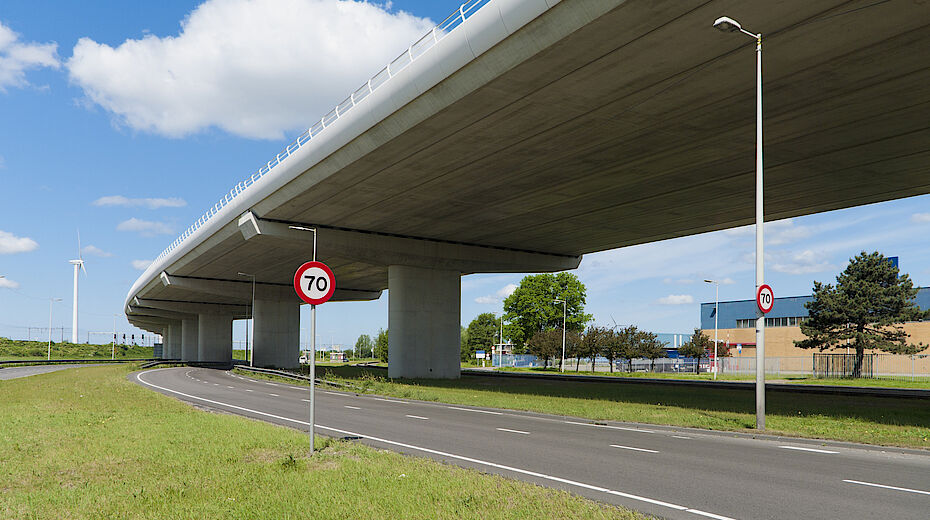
top-left (126, 0), bottom-right (930, 377)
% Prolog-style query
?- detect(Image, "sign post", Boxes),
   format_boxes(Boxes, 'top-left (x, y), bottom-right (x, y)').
top-left (294, 259), bottom-right (336, 456)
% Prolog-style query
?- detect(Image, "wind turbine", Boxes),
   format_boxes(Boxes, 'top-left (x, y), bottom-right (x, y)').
top-left (69, 231), bottom-right (86, 344)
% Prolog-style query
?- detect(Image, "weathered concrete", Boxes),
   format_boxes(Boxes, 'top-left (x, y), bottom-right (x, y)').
top-left (164, 322), bottom-right (181, 359)
top-left (181, 317), bottom-right (199, 362)
top-left (197, 314), bottom-right (232, 364)
top-left (252, 299), bottom-right (300, 369)
top-left (388, 265), bottom-right (461, 379)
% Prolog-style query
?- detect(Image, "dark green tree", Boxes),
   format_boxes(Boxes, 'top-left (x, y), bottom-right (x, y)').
top-left (679, 328), bottom-right (712, 374)
top-left (563, 330), bottom-right (582, 371)
top-left (526, 329), bottom-right (561, 369)
top-left (599, 326), bottom-right (628, 373)
top-left (374, 328), bottom-right (389, 363)
top-left (614, 326), bottom-right (643, 373)
top-left (638, 331), bottom-right (668, 371)
top-left (354, 334), bottom-right (373, 359)
top-left (463, 312), bottom-right (498, 362)
top-left (503, 273), bottom-right (592, 350)
top-left (796, 251), bottom-right (929, 377)
top-left (579, 325), bottom-right (608, 372)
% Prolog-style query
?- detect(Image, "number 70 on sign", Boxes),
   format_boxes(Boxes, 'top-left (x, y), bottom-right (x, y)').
top-left (294, 261), bottom-right (336, 305)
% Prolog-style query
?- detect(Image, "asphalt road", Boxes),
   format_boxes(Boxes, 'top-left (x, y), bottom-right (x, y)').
top-left (0, 363), bottom-right (106, 380)
top-left (134, 367), bottom-right (930, 520)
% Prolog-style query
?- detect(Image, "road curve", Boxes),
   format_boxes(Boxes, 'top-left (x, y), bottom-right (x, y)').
top-left (133, 367), bottom-right (930, 520)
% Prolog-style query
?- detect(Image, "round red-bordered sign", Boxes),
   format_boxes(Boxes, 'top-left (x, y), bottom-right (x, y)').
top-left (294, 261), bottom-right (336, 305)
top-left (756, 284), bottom-right (774, 314)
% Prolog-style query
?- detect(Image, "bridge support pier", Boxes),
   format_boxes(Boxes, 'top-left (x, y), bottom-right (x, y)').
top-left (388, 265), bottom-right (461, 379)
top-left (165, 322), bottom-right (182, 359)
top-left (252, 299), bottom-right (300, 369)
top-left (198, 314), bottom-right (232, 364)
top-left (181, 317), bottom-right (199, 362)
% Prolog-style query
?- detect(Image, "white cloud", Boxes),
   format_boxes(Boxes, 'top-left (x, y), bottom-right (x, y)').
top-left (0, 277), bottom-right (20, 289)
top-left (81, 245), bottom-right (113, 257)
top-left (663, 277), bottom-right (694, 285)
top-left (131, 259), bottom-right (152, 270)
top-left (911, 213), bottom-right (930, 224)
top-left (720, 277), bottom-right (736, 285)
top-left (66, 0), bottom-right (434, 139)
top-left (93, 195), bottom-right (186, 209)
top-left (657, 294), bottom-right (694, 305)
top-left (0, 21), bottom-right (59, 91)
top-left (474, 283), bottom-right (519, 305)
top-left (117, 218), bottom-right (173, 236)
top-left (770, 249), bottom-right (835, 275)
top-left (0, 230), bottom-right (39, 254)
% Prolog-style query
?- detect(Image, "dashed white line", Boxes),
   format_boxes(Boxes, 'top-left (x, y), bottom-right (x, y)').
top-left (265, 383), bottom-right (278, 386)
top-left (301, 399), bottom-right (311, 402)
top-left (406, 415), bottom-right (429, 420)
top-left (672, 435), bottom-right (692, 440)
top-left (565, 421), bottom-right (654, 434)
top-left (373, 397), bottom-right (406, 404)
top-left (245, 389), bottom-right (253, 392)
top-left (324, 391), bottom-right (344, 396)
top-left (226, 386), bottom-right (234, 389)
top-left (268, 393), bottom-right (279, 397)
top-left (843, 479), bottom-right (930, 496)
top-left (610, 444), bottom-right (658, 453)
top-left (497, 428), bottom-right (530, 435)
top-left (778, 446), bottom-right (838, 454)
top-left (448, 406), bottom-right (502, 415)
top-left (134, 369), bottom-right (736, 520)
top-left (344, 405), bottom-right (361, 410)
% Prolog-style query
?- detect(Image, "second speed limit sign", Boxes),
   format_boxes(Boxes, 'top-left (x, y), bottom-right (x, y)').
top-left (294, 261), bottom-right (336, 305)
top-left (756, 284), bottom-right (774, 314)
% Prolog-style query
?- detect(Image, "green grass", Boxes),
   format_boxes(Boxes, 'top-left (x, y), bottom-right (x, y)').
top-left (245, 366), bottom-right (930, 449)
top-left (0, 337), bottom-right (152, 361)
top-left (0, 365), bottom-right (647, 519)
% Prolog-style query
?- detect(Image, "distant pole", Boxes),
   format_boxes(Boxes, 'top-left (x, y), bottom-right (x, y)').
top-left (704, 280), bottom-right (720, 380)
top-left (553, 299), bottom-right (566, 372)
top-left (112, 314), bottom-right (117, 360)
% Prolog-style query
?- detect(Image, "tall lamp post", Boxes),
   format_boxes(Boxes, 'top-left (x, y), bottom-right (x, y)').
top-left (713, 16), bottom-right (765, 429)
top-left (553, 299), bottom-right (566, 372)
top-left (47, 297), bottom-right (62, 360)
top-left (237, 272), bottom-right (256, 367)
top-left (704, 279), bottom-right (720, 380)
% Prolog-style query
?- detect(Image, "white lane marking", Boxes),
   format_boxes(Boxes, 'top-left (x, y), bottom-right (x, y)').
top-left (565, 421), bottom-right (654, 434)
top-left (497, 428), bottom-right (530, 435)
top-left (265, 383), bottom-right (278, 386)
top-left (778, 446), bottom-right (838, 454)
top-left (843, 479), bottom-right (930, 496)
top-left (610, 444), bottom-right (658, 453)
top-left (245, 389), bottom-right (253, 392)
top-left (269, 393), bottom-right (279, 397)
top-left (672, 435), bottom-right (692, 440)
top-left (226, 386), bottom-right (234, 389)
top-left (448, 406), bottom-right (502, 415)
top-left (406, 415), bottom-right (429, 420)
top-left (373, 398), bottom-right (406, 404)
top-left (134, 369), bottom-right (735, 520)
top-left (301, 399), bottom-right (311, 402)
top-left (324, 391), bottom-right (344, 396)
top-left (344, 405), bottom-right (361, 410)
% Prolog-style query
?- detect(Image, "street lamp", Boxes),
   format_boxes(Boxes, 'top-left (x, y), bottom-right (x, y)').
top-left (47, 297), bottom-right (62, 360)
top-left (704, 279), bottom-right (720, 380)
top-left (553, 299), bottom-right (566, 372)
top-left (237, 272), bottom-right (256, 367)
top-left (714, 15), bottom-right (766, 430)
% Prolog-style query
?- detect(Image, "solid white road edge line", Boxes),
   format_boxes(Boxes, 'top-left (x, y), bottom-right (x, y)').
top-left (448, 406), bottom-right (503, 415)
top-left (496, 428), bottom-right (530, 435)
top-left (269, 393), bottom-right (279, 397)
top-left (565, 420), bottom-right (655, 434)
top-left (406, 415), bottom-right (429, 420)
top-left (610, 444), bottom-right (659, 453)
top-left (134, 369), bottom-right (736, 520)
top-left (345, 405), bottom-right (361, 410)
top-left (778, 446), bottom-right (838, 454)
top-left (843, 479), bottom-right (930, 496)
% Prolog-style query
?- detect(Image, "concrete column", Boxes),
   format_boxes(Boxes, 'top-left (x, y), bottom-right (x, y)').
top-left (165, 322), bottom-right (182, 359)
top-left (388, 265), bottom-right (461, 379)
top-left (181, 317), bottom-right (199, 362)
top-left (198, 313), bottom-right (232, 364)
top-left (252, 299), bottom-right (300, 369)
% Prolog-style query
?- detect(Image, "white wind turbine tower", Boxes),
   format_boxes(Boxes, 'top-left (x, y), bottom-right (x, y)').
top-left (69, 231), bottom-right (86, 344)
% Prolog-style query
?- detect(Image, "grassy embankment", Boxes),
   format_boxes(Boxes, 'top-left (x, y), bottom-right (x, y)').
top-left (484, 366), bottom-right (930, 389)
top-left (0, 364), bottom-right (646, 519)
top-left (239, 365), bottom-right (930, 449)
top-left (0, 337), bottom-right (152, 361)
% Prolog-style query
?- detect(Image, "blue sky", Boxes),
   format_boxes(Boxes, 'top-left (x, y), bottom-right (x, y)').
top-left (2, 0), bottom-right (929, 348)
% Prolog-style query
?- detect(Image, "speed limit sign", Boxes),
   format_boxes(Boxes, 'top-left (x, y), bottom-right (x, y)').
top-left (756, 284), bottom-right (774, 314)
top-left (294, 261), bottom-right (336, 305)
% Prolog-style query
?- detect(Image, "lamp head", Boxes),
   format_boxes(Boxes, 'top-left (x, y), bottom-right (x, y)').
top-left (713, 16), bottom-right (742, 33)
top-left (704, 279), bottom-right (715, 284)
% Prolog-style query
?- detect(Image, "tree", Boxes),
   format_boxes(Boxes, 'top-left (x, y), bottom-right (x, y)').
top-left (614, 326), bottom-right (644, 373)
top-left (463, 312), bottom-right (498, 362)
top-left (526, 329), bottom-right (561, 368)
top-left (679, 328), bottom-right (712, 374)
top-left (637, 331), bottom-right (668, 371)
top-left (374, 328), bottom-right (389, 363)
top-left (503, 273), bottom-right (592, 351)
top-left (354, 334), bottom-right (373, 359)
top-left (564, 330), bottom-right (582, 371)
top-left (578, 325), bottom-right (608, 372)
top-left (796, 251), bottom-right (929, 377)
top-left (598, 326), bottom-right (626, 372)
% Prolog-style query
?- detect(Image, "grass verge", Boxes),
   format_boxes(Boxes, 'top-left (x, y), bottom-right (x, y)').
top-left (0, 364), bottom-right (646, 519)
top-left (240, 366), bottom-right (930, 449)
top-left (0, 337), bottom-right (152, 360)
